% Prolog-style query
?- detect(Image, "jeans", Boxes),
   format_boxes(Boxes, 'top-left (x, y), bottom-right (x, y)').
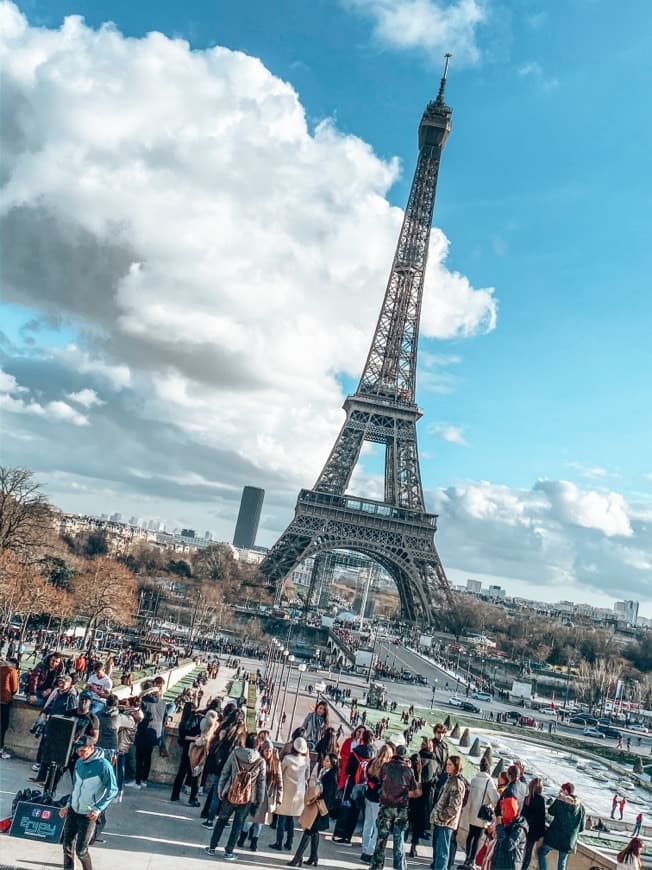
top-left (538, 844), bottom-right (569, 870)
top-left (275, 813), bottom-right (296, 847)
top-left (362, 799), bottom-right (381, 855)
top-left (466, 824), bottom-right (484, 865)
top-left (370, 805), bottom-right (408, 870)
top-left (62, 809), bottom-right (96, 870)
top-left (116, 754), bottom-right (126, 791)
top-left (433, 825), bottom-right (453, 870)
top-left (210, 800), bottom-right (250, 853)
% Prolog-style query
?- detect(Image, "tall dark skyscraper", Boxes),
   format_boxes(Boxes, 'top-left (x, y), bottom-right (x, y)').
top-left (233, 486), bottom-right (265, 549)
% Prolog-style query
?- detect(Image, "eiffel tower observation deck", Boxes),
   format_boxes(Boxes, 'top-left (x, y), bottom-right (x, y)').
top-left (262, 58), bottom-right (455, 626)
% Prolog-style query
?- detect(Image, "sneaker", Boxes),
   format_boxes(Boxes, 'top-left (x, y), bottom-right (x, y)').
top-left (189, 799), bottom-right (201, 807)
top-left (224, 853), bottom-right (237, 861)
top-left (31, 763), bottom-right (40, 771)
top-left (1, 750), bottom-right (11, 759)
top-left (202, 820), bottom-right (214, 828)
top-left (204, 847), bottom-right (216, 856)
top-left (139, 782), bottom-right (148, 788)
top-left (124, 781), bottom-right (141, 789)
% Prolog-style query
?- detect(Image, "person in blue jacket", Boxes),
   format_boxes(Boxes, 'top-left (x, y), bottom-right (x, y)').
top-left (59, 735), bottom-right (118, 870)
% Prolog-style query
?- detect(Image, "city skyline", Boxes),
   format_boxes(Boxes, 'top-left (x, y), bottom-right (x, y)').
top-left (1, 1), bottom-right (652, 616)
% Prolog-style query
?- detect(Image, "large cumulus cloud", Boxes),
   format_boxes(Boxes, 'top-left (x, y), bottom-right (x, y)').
top-left (430, 480), bottom-right (652, 604)
top-left (0, 2), bottom-right (496, 508)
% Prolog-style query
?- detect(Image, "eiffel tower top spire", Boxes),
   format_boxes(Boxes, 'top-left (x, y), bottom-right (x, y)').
top-left (357, 54), bottom-right (453, 406)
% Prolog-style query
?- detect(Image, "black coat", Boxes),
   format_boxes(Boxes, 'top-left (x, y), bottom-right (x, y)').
top-left (493, 817), bottom-right (529, 870)
top-left (523, 794), bottom-right (546, 841)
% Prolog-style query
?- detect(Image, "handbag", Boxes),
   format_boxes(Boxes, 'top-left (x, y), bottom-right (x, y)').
top-left (477, 781), bottom-right (494, 822)
top-left (317, 798), bottom-right (329, 816)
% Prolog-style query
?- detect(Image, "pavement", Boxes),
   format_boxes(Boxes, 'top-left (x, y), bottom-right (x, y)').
top-left (0, 752), bottom-right (443, 870)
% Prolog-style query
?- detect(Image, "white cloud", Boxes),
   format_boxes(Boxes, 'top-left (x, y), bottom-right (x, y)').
top-left (0, 4), bottom-right (496, 491)
top-left (0, 368), bottom-right (26, 393)
top-left (66, 388), bottom-right (105, 408)
top-left (344, 0), bottom-right (487, 65)
top-left (566, 461), bottom-right (620, 481)
top-left (429, 423), bottom-right (468, 445)
top-left (430, 478), bottom-right (650, 605)
top-left (0, 393), bottom-right (89, 426)
top-left (517, 60), bottom-right (559, 93)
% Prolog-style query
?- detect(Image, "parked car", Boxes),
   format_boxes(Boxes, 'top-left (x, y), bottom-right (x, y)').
top-left (570, 714), bottom-right (598, 726)
top-left (627, 722), bottom-right (648, 732)
top-left (597, 725), bottom-right (622, 739)
top-left (539, 707), bottom-right (558, 716)
top-left (505, 711), bottom-right (523, 722)
top-left (472, 691), bottom-right (492, 701)
top-left (415, 674), bottom-right (428, 685)
top-left (448, 696), bottom-right (463, 707)
top-left (583, 727), bottom-right (606, 739)
top-left (460, 701), bottom-right (481, 713)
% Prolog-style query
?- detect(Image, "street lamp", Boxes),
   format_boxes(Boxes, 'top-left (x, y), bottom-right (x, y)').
top-left (271, 648), bottom-right (290, 727)
top-left (276, 655), bottom-right (296, 741)
top-left (286, 662), bottom-right (307, 741)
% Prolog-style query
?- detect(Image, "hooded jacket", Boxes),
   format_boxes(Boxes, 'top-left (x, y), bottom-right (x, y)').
top-left (68, 747), bottom-right (118, 815)
top-left (218, 746), bottom-right (266, 808)
top-left (277, 751), bottom-right (310, 816)
top-left (493, 815), bottom-right (529, 870)
top-left (544, 792), bottom-right (586, 854)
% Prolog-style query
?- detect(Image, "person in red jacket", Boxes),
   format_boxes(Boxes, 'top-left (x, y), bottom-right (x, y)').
top-left (0, 656), bottom-right (19, 758)
top-left (338, 724), bottom-right (365, 790)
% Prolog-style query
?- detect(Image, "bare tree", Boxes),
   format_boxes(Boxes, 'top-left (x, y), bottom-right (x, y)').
top-left (0, 550), bottom-right (61, 638)
top-left (72, 557), bottom-right (138, 645)
top-left (0, 467), bottom-right (53, 555)
top-left (577, 658), bottom-right (623, 713)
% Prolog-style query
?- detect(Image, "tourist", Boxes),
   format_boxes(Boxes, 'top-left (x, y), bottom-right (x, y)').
top-left (86, 662), bottom-right (112, 716)
top-left (337, 724), bottom-right (365, 790)
top-left (361, 743), bottom-right (395, 862)
top-left (59, 734), bottom-right (118, 870)
top-left (537, 782), bottom-right (586, 870)
top-left (431, 723), bottom-right (449, 801)
top-left (489, 764), bottom-right (529, 870)
top-left (462, 756), bottom-right (500, 868)
top-left (333, 727), bottom-right (375, 844)
top-left (632, 812), bottom-right (643, 837)
top-left (522, 778), bottom-right (546, 870)
top-left (201, 706), bottom-right (246, 825)
top-left (302, 700), bottom-right (329, 749)
top-left (173, 706), bottom-right (217, 805)
top-left (369, 743), bottom-right (418, 870)
top-left (619, 796), bottom-right (627, 821)
top-left (611, 793), bottom-right (619, 819)
top-left (513, 761), bottom-right (528, 811)
top-left (314, 726), bottom-right (339, 760)
top-left (0, 656), bottom-right (19, 759)
top-left (205, 731), bottom-right (266, 859)
top-left (239, 738), bottom-right (283, 852)
top-left (617, 837), bottom-right (644, 870)
top-left (132, 679), bottom-right (168, 789)
top-left (431, 755), bottom-right (467, 870)
top-left (272, 736), bottom-right (311, 852)
top-left (115, 700), bottom-right (141, 801)
top-left (288, 751), bottom-right (338, 866)
top-left (28, 652), bottom-right (64, 705)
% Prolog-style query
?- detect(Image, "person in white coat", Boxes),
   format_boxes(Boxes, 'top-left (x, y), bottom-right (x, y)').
top-left (461, 758), bottom-right (500, 867)
top-left (271, 737), bottom-right (310, 852)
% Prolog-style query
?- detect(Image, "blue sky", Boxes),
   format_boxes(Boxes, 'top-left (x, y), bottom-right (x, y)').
top-left (2, 0), bottom-right (651, 615)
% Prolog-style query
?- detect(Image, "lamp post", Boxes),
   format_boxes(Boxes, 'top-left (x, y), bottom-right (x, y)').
top-left (287, 663), bottom-right (307, 741)
top-left (276, 655), bottom-right (295, 741)
top-left (430, 680), bottom-right (438, 709)
top-left (271, 648), bottom-right (289, 728)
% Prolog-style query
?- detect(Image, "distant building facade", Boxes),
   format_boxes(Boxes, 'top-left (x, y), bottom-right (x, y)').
top-left (233, 486), bottom-right (265, 549)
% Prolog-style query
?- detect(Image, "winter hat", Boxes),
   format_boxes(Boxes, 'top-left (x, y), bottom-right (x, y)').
top-left (293, 737), bottom-right (309, 755)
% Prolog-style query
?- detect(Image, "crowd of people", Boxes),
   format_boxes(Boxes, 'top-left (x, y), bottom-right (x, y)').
top-left (0, 638), bottom-right (648, 870)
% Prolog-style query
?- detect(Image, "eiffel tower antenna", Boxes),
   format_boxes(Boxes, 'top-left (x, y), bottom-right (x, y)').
top-left (261, 74), bottom-right (455, 626)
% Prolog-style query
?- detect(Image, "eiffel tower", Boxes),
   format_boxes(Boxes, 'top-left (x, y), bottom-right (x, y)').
top-left (262, 58), bottom-right (454, 626)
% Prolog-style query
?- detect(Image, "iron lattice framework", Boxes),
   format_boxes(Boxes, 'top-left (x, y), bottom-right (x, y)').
top-left (262, 60), bottom-right (454, 626)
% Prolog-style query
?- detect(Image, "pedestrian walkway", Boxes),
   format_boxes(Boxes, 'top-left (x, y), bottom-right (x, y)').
top-left (0, 754), bottom-right (424, 869)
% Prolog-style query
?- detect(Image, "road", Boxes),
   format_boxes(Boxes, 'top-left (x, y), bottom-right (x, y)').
top-left (371, 640), bottom-right (652, 755)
